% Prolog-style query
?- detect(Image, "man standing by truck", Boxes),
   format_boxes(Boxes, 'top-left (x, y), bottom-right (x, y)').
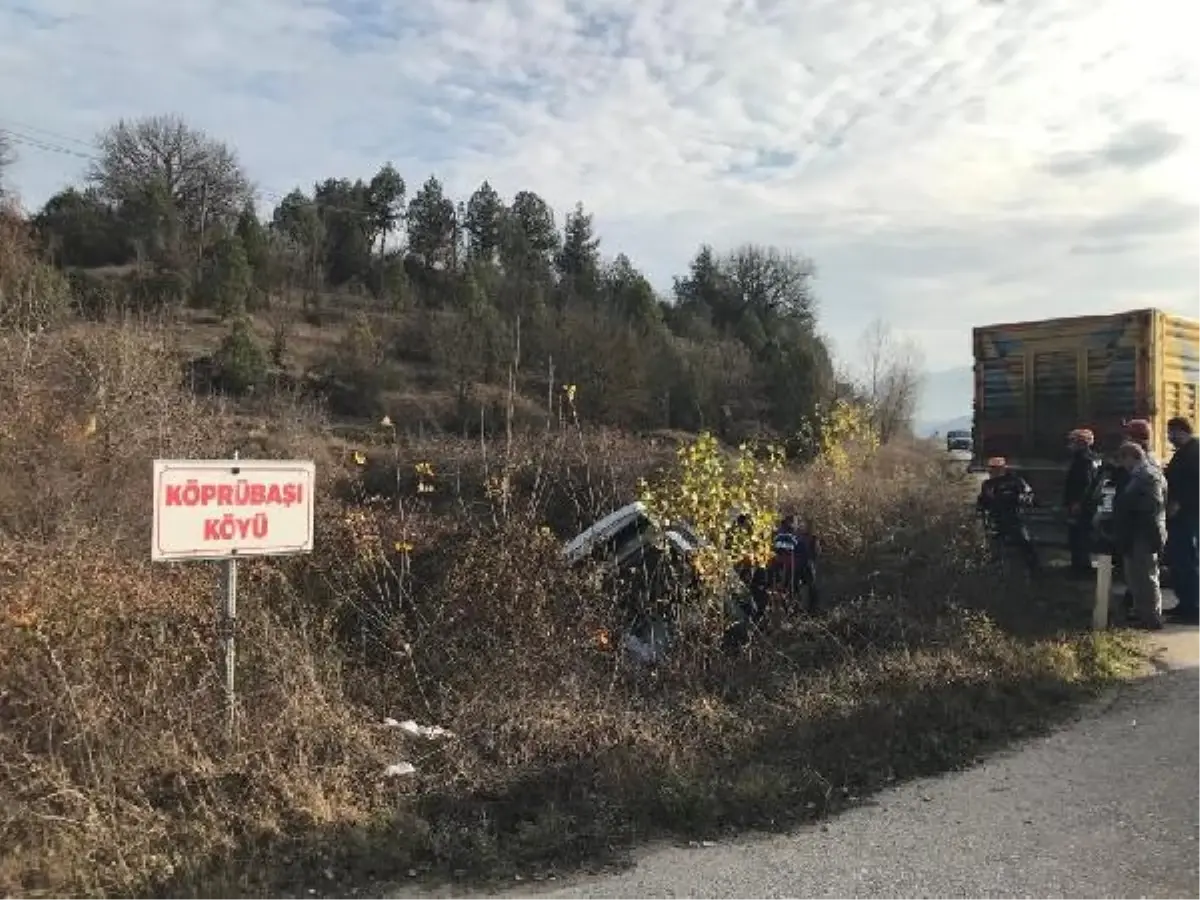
top-left (1096, 419), bottom-right (1163, 621)
top-left (1110, 441), bottom-right (1168, 630)
top-left (1164, 417), bottom-right (1199, 625)
top-left (977, 457), bottom-right (1039, 574)
top-left (1063, 428), bottom-right (1101, 577)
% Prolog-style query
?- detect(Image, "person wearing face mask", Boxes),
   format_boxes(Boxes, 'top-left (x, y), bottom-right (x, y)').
top-left (1163, 417), bottom-right (1198, 625)
top-left (1109, 441), bottom-right (1168, 630)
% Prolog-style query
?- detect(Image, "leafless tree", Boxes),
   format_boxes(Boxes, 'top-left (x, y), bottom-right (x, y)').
top-left (88, 115), bottom-right (251, 256)
top-left (722, 244), bottom-right (818, 324)
top-left (856, 317), bottom-right (925, 443)
top-left (0, 131), bottom-right (14, 199)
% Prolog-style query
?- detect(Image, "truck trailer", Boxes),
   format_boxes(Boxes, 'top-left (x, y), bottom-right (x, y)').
top-left (972, 308), bottom-right (1199, 529)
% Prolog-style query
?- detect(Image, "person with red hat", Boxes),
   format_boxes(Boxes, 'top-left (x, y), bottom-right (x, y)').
top-left (1063, 428), bottom-right (1101, 576)
top-left (1102, 419), bottom-right (1160, 507)
top-left (1123, 419), bottom-right (1158, 464)
top-left (977, 456), bottom-right (1039, 573)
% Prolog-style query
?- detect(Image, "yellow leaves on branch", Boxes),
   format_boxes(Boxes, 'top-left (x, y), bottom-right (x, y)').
top-left (638, 432), bottom-right (784, 593)
top-left (341, 507), bottom-right (385, 566)
top-left (800, 398), bottom-right (879, 479)
top-left (637, 403), bottom-right (875, 599)
top-left (415, 461), bottom-right (436, 494)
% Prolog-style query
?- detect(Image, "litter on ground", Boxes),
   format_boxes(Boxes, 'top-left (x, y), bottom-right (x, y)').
top-left (382, 718), bottom-right (455, 740)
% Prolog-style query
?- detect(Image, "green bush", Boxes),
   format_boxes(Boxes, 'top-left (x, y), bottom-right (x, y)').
top-left (215, 316), bottom-right (267, 395)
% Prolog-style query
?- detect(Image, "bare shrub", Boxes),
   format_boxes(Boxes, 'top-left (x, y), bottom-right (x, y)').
top-left (0, 205), bottom-right (74, 332)
top-left (855, 317), bottom-right (925, 443)
top-left (0, 543), bottom-right (391, 896)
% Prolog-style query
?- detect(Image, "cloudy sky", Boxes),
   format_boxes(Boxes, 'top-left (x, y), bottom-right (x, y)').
top-left (1, 0), bottom-right (1196, 395)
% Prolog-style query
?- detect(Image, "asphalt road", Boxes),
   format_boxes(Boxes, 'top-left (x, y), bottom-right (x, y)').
top-left (493, 631), bottom-right (1200, 900)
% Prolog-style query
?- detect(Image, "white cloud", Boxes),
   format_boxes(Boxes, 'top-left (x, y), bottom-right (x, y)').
top-left (1, 0), bottom-right (1196, 374)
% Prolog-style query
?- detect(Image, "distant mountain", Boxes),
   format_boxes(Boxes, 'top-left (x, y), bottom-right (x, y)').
top-left (917, 414), bottom-right (972, 439)
top-left (916, 366), bottom-right (973, 437)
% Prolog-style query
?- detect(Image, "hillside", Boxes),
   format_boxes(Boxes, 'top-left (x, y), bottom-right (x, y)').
top-left (9, 114), bottom-right (859, 446)
top-left (918, 414), bottom-right (972, 439)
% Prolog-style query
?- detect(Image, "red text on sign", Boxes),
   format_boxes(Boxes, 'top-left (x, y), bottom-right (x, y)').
top-left (203, 513), bottom-right (270, 541)
top-left (163, 480), bottom-right (305, 508)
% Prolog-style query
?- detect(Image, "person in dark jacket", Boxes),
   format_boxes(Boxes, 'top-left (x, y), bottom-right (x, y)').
top-left (1164, 417), bottom-right (1199, 625)
top-left (793, 518), bottom-right (821, 612)
top-left (1063, 427), bottom-right (1102, 576)
top-left (1110, 441), bottom-right (1167, 629)
top-left (976, 456), bottom-right (1038, 573)
top-left (769, 515), bottom-right (820, 613)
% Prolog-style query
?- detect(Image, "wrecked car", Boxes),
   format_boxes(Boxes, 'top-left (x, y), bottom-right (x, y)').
top-left (563, 502), bottom-right (762, 661)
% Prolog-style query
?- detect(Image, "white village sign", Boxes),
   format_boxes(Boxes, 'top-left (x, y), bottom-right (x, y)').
top-left (152, 457), bottom-right (316, 743)
top-left (152, 459), bottom-right (315, 560)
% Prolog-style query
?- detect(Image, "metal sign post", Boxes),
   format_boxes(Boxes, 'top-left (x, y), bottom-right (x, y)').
top-left (221, 452), bottom-right (240, 745)
top-left (1093, 554), bottom-right (1113, 630)
top-left (151, 455), bottom-right (316, 747)
top-left (220, 550), bottom-right (238, 742)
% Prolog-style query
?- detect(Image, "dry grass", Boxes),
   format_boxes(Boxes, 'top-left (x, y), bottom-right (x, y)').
top-left (0, 324), bottom-right (1144, 899)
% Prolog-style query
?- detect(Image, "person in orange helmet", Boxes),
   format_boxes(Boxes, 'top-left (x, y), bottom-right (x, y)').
top-left (1104, 419), bottom-right (1161, 528)
top-left (977, 456), bottom-right (1039, 573)
top-left (1064, 428), bottom-right (1102, 576)
top-left (1123, 419), bottom-right (1158, 465)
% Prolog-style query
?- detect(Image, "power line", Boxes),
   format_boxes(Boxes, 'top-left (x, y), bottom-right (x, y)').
top-left (1, 119), bottom-right (99, 150)
top-left (1, 127), bottom-right (98, 161)
top-left (0, 120), bottom-right (386, 222)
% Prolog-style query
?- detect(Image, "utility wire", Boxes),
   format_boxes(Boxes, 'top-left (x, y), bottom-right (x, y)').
top-left (0, 120), bottom-right (392, 222)
top-left (2, 118), bottom-right (100, 150)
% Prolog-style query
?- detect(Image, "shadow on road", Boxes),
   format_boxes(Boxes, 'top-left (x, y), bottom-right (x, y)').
top-left (506, 666), bottom-right (1200, 900)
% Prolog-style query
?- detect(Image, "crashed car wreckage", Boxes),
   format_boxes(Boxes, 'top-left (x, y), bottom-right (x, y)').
top-left (563, 502), bottom-right (767, 662)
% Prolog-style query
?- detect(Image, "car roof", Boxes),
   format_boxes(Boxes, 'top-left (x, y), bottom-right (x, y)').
top-left (562, 501), bottom-right (650, 564)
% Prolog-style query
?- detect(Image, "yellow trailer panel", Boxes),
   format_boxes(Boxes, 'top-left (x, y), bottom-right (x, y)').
top-left (973, 308), bottom-right (1198, 469)
top-left (972, 306), bottom-right (1198, 547)
top-left (1154, 311), bottom-right (1200, 447)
